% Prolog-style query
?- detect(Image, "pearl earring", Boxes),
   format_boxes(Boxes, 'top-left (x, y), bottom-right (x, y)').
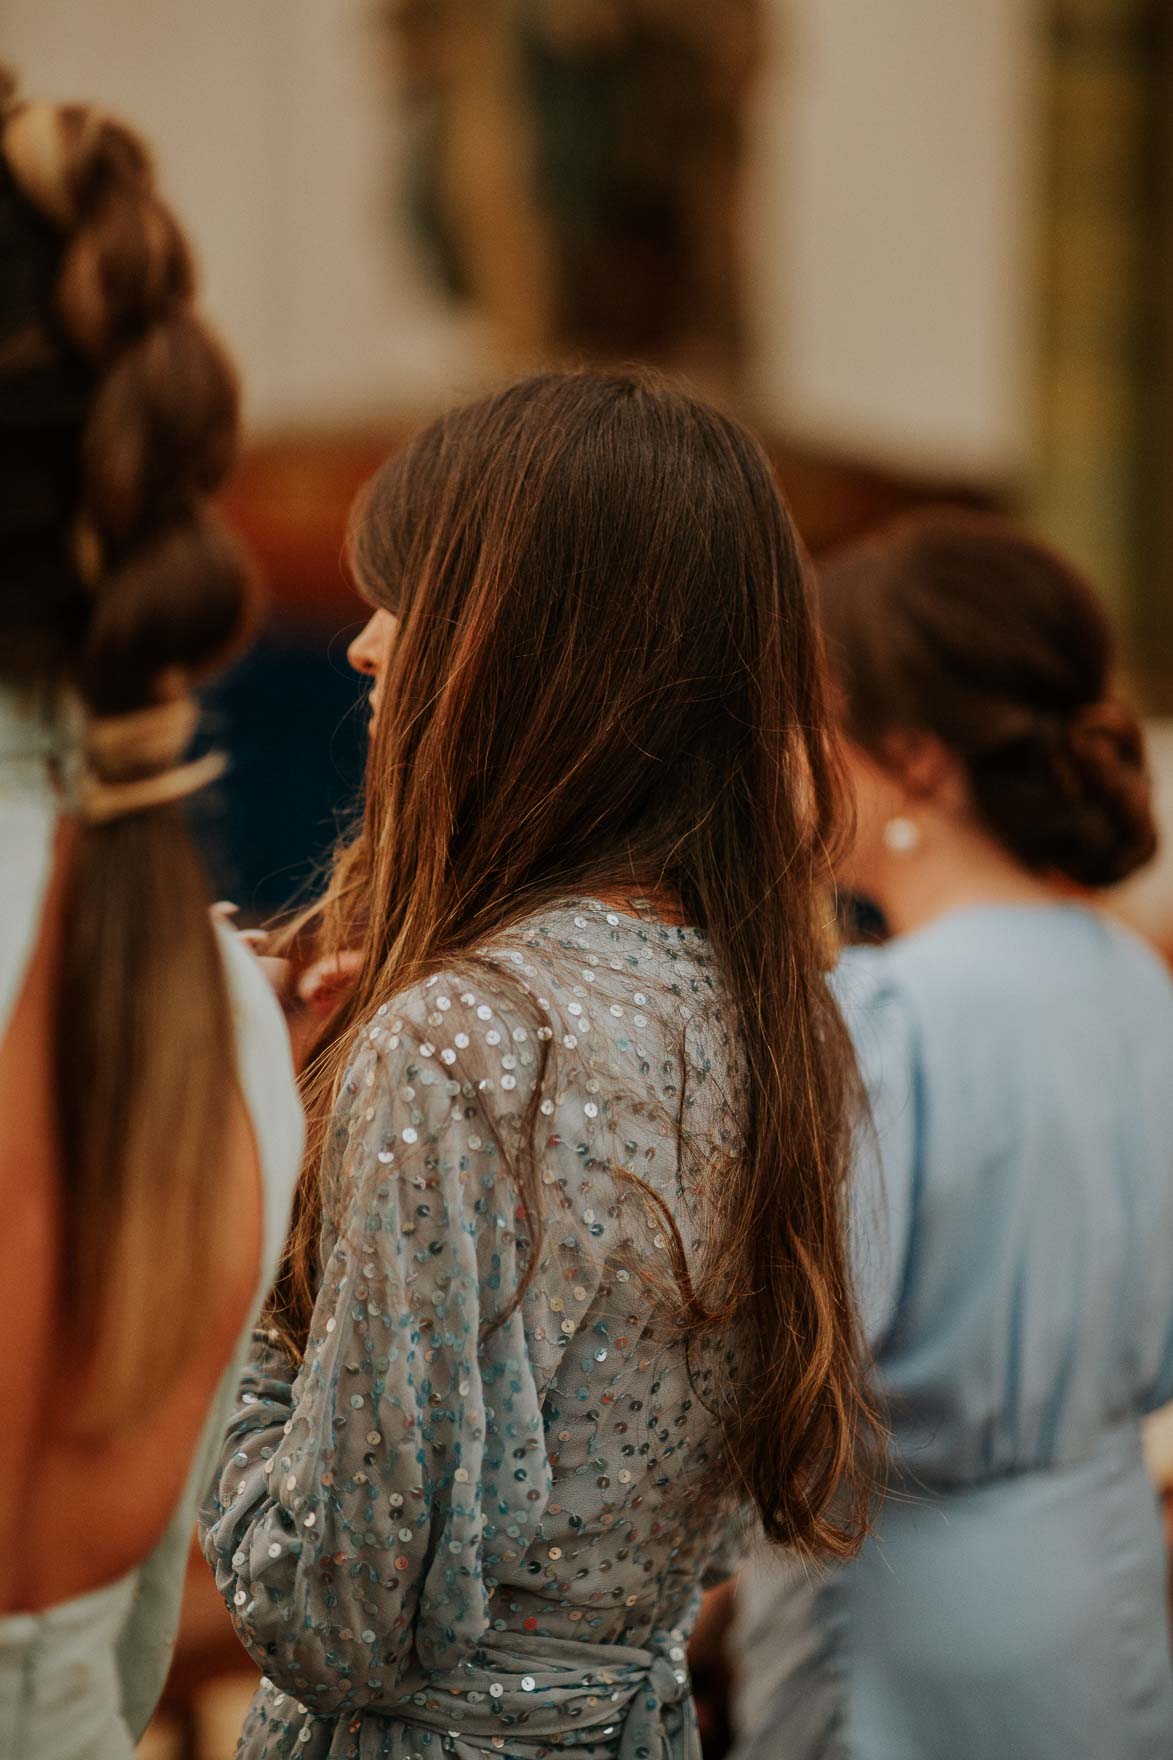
top-left (882, 815), bottom-right (921, 855)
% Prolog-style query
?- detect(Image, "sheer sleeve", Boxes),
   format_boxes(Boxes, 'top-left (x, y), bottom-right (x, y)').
top-left (701, 1504), bottom-right (758, 1588)
top-left (200, 973), bottom-right (551, 1715)
top-left (833, 950), bottom-right (923, 1354)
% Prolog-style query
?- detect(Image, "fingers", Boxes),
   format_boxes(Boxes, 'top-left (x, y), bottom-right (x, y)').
top-left (297, 949), bottom-right (363, 1005)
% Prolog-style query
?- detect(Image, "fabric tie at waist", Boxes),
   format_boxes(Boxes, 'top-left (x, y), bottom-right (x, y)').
top-left (381, 1627), bottom-right (695, 1760)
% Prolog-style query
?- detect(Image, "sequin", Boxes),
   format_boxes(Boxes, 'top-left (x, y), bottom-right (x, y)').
top-left (202, 900), bottom-right (745, 1760)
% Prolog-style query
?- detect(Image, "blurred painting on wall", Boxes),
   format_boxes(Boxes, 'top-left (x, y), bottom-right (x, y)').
top-left (382, 0), bottom-right (761, 389)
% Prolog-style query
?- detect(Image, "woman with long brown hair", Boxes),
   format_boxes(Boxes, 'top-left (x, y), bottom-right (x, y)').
top-left (0, 75), bottom-right (302, 1757)
top-left (733, 511), bottom-right (1173, 1760)
top-left (201, 369), bottom-right (880, 1759)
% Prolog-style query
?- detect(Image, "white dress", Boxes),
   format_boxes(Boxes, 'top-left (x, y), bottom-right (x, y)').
top-left (0, 685), bottom-right (304, 1759)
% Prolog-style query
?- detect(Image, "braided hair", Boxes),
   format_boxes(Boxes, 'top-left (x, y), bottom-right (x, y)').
top-left (0, 70), bottom-right (257, 1430)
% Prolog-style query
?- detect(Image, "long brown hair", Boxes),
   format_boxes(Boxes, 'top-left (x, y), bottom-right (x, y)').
top-left (0, 76), bottom-right (255, 1428)
top-left (271, 369), bottom-right (879, 1555)
top-left (819, 509), bottom-right (1157, 888)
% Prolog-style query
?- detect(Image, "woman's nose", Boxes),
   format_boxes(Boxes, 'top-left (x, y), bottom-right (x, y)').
top-left (347, 615), bottom-right (384, 678)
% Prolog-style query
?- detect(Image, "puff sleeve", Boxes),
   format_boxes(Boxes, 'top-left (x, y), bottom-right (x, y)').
top-left (201, 976), bottom-right (551, 1714)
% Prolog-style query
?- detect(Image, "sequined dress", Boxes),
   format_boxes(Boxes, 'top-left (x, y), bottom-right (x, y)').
top-left (202, 902), bottom-right (748, 1760)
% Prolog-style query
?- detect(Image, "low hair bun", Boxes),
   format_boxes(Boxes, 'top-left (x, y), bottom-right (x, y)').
top-left (1055, 700), bottom-right (1156, 885)
top-left (818, 510), bottom-right (1160, 891)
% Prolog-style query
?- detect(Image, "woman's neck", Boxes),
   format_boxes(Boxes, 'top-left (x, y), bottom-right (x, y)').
top-left (595, 884), bottom-right (688, 927)
top-left (873, 827), bottom-right (1076, 939)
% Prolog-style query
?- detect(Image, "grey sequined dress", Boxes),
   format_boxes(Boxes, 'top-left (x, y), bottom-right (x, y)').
top-left (202, 901), bottom-right (748, 1760)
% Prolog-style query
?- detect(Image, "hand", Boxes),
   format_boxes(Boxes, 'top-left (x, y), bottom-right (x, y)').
top-left (295, 949), bottom-right (363, 1011)
top-left (211, 904), bottom-right (362, 1041)
top-left (284, 950), bottom-right (363, 1073)
top-left (212, 903), bottom-right (293, 1004)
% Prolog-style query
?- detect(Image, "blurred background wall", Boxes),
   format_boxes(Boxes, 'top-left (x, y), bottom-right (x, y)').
top-left (4, 0), bottom-right (1048, 451)
top-left (745, 0), bottom-right (1039, 479)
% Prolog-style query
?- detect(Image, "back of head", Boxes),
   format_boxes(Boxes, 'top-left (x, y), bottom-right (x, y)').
top-left (0, 70), bottom-right (254, 1430)
top-left (345, 370), bottom-right (830, 928)
top-left (276, 368), bottom-right (883, 1557)
top-left (818, 508), bottom-right (1157, 889)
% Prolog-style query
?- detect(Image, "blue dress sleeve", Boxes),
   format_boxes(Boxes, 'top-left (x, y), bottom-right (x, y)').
top-left (833, 950), bottom-right (923, 1353)
top-left (1147, 1318), bottom-right (1173, 1415)
top-left (200, 979), bottom-right (551, 1715)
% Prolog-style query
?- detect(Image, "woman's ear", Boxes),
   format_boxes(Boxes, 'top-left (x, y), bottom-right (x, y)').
top-left (882, 730), bottom-right (966, 808)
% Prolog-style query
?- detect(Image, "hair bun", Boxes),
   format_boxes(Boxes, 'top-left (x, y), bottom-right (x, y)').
top-left (1044, 697), bottom-right (1156, 886)
top-left (818, 511), bottom-right (1160, 892)
top-left (965, 699), bottom-right (1156, 893)
top-left (1065, 698), bottom-right (1144, 769)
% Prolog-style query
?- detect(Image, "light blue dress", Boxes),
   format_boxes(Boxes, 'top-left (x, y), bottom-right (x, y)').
top-left (735, 905), bottom-right (1173, 1760)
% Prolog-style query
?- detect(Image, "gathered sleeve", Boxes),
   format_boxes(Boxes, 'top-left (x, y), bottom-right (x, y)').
top-left (832, 949), bottom-right (923, 1354)
top-left (200, 975), bottom-right (551, 1715)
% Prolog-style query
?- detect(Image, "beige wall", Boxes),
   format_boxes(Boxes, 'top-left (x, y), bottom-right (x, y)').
top-left (6, 0), bottom-right (477, 432)
top-left (10, 0), bottom-right (1043, 476)
top-left (743, 0), bottom-right (1041, 480)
